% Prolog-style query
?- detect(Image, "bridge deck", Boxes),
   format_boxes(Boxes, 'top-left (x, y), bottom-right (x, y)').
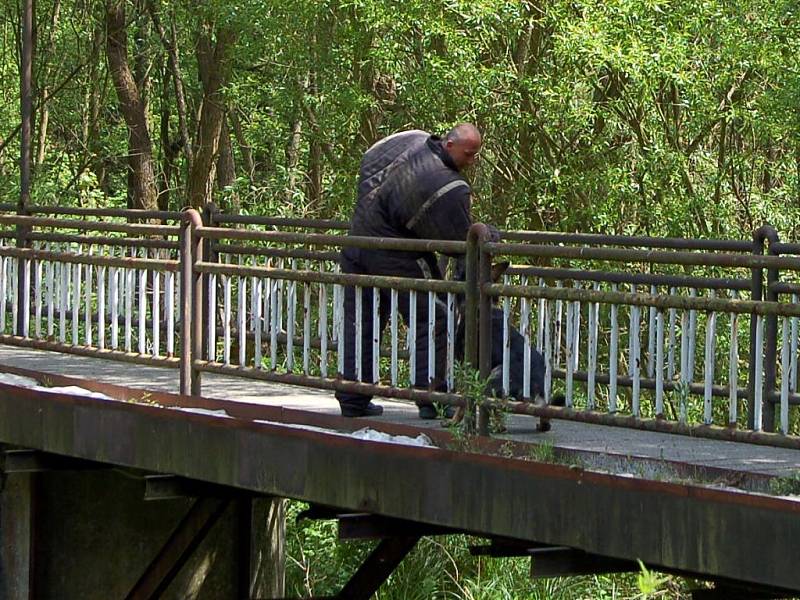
top-left (1, 345), bottom-right (798, 484)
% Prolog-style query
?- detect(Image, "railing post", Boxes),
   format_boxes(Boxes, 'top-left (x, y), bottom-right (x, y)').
top-left (180, 209), bottom-right (204, 396)
top-left (201, 203), bottom-right (220, 360)
top-left (764, 229), bottom-right (782, 432)
top-left (749, 225), bottom-right (778, 431)
top-left (464, 224), bottom-right (484, 434)
top-left (466, 223), bottom-right (493, 436)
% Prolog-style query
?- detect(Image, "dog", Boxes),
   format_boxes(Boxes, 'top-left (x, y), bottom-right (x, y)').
top-left (448, 260), bottom-right (563, 432)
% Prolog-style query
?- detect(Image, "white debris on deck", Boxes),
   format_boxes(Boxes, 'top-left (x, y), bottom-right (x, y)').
top-left (0, 373), bottom-right (114, 400)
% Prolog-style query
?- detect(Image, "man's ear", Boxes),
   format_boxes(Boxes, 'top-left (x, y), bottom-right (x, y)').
top-left (491, 261), bottom-right (510, 283)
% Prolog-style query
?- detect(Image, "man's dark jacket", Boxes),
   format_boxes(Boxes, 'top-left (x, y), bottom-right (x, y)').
top-left (343, 130), bottom-right (472, 277)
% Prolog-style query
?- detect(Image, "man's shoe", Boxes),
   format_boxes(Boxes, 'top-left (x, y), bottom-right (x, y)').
top-left (341, 402), bottom-right (384, 418)
top-left (418, 404), bottom-right (456, 420)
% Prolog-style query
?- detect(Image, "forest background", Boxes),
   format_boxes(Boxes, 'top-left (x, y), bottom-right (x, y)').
top-left (1, 1), bottom-right (798, 597)
top-left (1, 0), bottom-right (799, 240)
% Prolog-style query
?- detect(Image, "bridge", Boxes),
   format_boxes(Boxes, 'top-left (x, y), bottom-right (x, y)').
top-left (1, 205), bottom-right (800, 599)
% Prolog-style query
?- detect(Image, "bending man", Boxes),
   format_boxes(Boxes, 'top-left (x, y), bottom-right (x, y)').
top-left (336, 123), bottom-right (485, 418)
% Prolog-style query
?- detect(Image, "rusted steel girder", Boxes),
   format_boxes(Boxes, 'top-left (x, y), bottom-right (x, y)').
top-left (2, 384), bottom-right (800, 592)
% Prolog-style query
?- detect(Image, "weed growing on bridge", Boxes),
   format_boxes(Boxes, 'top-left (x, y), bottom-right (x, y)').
top-left (768, 471), bottom-right (800, 497)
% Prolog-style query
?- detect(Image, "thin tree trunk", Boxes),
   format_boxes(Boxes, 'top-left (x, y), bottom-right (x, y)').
top-left (146, 0), bottom-right (192, 172)
top-left (35, 0), bottom-right (62, 167)
top-left (105, 0), bottom-right (159, 211)
top-left (187, 23), bottom-right (237, 208)
top-left (216, 117), bottom-right (238, 212)
top-left (230, 109), bottom-right (255, 183)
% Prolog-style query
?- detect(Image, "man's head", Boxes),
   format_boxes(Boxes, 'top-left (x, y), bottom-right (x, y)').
top-left (443, 123), bottom-right (482, 171)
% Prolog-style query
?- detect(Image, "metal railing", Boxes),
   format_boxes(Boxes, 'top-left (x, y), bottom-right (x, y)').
top-left (0, 204), bottom-right (797, 445)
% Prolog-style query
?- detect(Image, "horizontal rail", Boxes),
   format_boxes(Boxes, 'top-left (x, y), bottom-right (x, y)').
top-left (0, 247), bottom-right (180, 272)
top-left (506, 265), bottom-right (751, 291)
top-left (485, 283), bottom-right (800, 316)
top-left (0, 335), bottom-right (180, 367)
top-left (197, 227), bottom-right (466, 254)
top-left (196, 263), bottom-right (465, 293)
top-left (0, 215), bottom-right (180, 236)
top-left (211, 242), bottom-right (338, 262)
top-left (211, 213), bottom-right (349, 230)
top-left (488, 242), bottom-right (800, 270)
top-left (503, 230), bottom-right (753, 252)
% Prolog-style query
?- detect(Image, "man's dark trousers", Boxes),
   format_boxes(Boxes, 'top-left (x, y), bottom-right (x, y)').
top-left (335, 250), bottom-right (448, 412)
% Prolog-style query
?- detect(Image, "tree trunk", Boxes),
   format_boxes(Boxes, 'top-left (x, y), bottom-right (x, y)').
top-left (105, 0), bottom-right (159, 211)
top-left (186, 23), bottom-right (237, 209)
top-left (35, 0), bottom-right (62, 168)
top-left (216, 117), bottom-right (238, 212)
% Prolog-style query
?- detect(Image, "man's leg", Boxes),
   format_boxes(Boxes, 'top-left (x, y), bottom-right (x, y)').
top-left (398, 288), bottom-right (451, 419)
top-left (335, 261), bottom-right (383, 417)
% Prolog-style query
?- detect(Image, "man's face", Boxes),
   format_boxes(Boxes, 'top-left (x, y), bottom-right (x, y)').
top-left (445, 135), bottom-right (481, 171)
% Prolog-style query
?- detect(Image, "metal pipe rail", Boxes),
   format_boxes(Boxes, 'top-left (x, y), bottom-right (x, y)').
top-left (0, 206), bottom-right (797, 442)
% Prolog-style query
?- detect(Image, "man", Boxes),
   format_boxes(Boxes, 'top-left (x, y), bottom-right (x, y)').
top-left (336, 124), bottom-right (485, 418)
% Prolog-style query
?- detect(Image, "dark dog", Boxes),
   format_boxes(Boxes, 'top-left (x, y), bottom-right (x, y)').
top-left (450, 261), bottom-right (563, 431)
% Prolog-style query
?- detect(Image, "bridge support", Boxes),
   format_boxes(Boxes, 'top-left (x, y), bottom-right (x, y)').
top-left (0, 454), bottom-right (287, 600)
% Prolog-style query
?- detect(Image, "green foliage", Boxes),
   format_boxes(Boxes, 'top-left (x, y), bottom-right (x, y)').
top-left (285, 500), bottom-right (694, 598)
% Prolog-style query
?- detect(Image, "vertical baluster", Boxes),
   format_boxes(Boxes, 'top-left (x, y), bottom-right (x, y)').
top-left (408, 290), bottom-right (417, 385)
top-left (554, 281), bottom-right (563, 368)
top-left (390, 288), bottom-right (399, 386)
top-left (587, 282), bottom-right (600, 409)
top-left (609, 284), bottom-right (619, 413)
top-left (59, 260), bottom-right (67, 342)
top-left (152, 269), bottom-right (160, 358)
top-left (138, 259), bottom-right (146, 355)
top-left (655, 309), bottom-right (665, 416)
top-left (502, 289), bottom-right (511, 397)
top-left (687, 288), bottom-right (698, 382)
top-left (679, 309), bottom-right (689, 423)
top-left (254, 277), bottom-right (263, 369)
top-left (98, 266), bottom-right (106, 350)
top-left (543, 298), bottom-right (552, 403)
top-left (446, 291), bottom-right (455, 392)
top-left (728, 291), bottom-right (739, 425)
top-left (0, 256), bottom-right (6, 334)
top-left (373, 287), bottom-right (380, 384)
top-left (572, 297), bottom-right (581, 372)
top-left (46, 248), bottom-right (54, 337)
top-left (222, 274), bottom-right (231, 365)
top-left (780, 316), bottom-right (790, 434)
top-left (753, 314), bottom-right (764, 431)
top-left (336, 284), bottom-right (344, 375)
top-left (125, 266), bottom-right (134, 352)
top-left (791, 293), bottom-right (798, 394)
top-left (303, 282), bottom-right (311, 374)
top-left (166, 270), bottom-right (175, 357)
top-left (427, 291), bottom-right (435, 388)
top-left (631, 286), bottom-right (641, 417)
top-left (521, 277), bottom-right (531, 399)
top-left (319, 273), bottom-right (328, 378)
top-left (207, 272), bottom-right (217, 361)
top-left (565, 299), bottom-right (574, 407)
top-left (110, 266), bottom-right (118, 349)
top-left (270, 278), bottom-right (278, 370)
top-left (34, 253), bottom-right (42, 338)
top-left (667, 288), bottom-right (677, 380)
top-left (536, 278), bottom-right (545, 351)
top-left (703, 291), bottom-right (717, 425)
top-left (287, 261), bottom-right (296, 371)
top-left (238, 276), bottom-right (247, 366)
top-left (647, 285), bottom-right (657, 378)
top-left (84, 248), bottom-right (93, 346)
top-left (355, 286), bottom-right (362, 381)
top-left (72, 260), bottom-right (81, 345)
top-left (628, 284), bottom-right (637, 378)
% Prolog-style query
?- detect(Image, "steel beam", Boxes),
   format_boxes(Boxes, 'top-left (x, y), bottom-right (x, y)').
top-left (124, 497), bottom-right (229, 600)
top-left (2, 386), bottom-right (800, 592)
top-left (335, 536), bottom-right (419, 600)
